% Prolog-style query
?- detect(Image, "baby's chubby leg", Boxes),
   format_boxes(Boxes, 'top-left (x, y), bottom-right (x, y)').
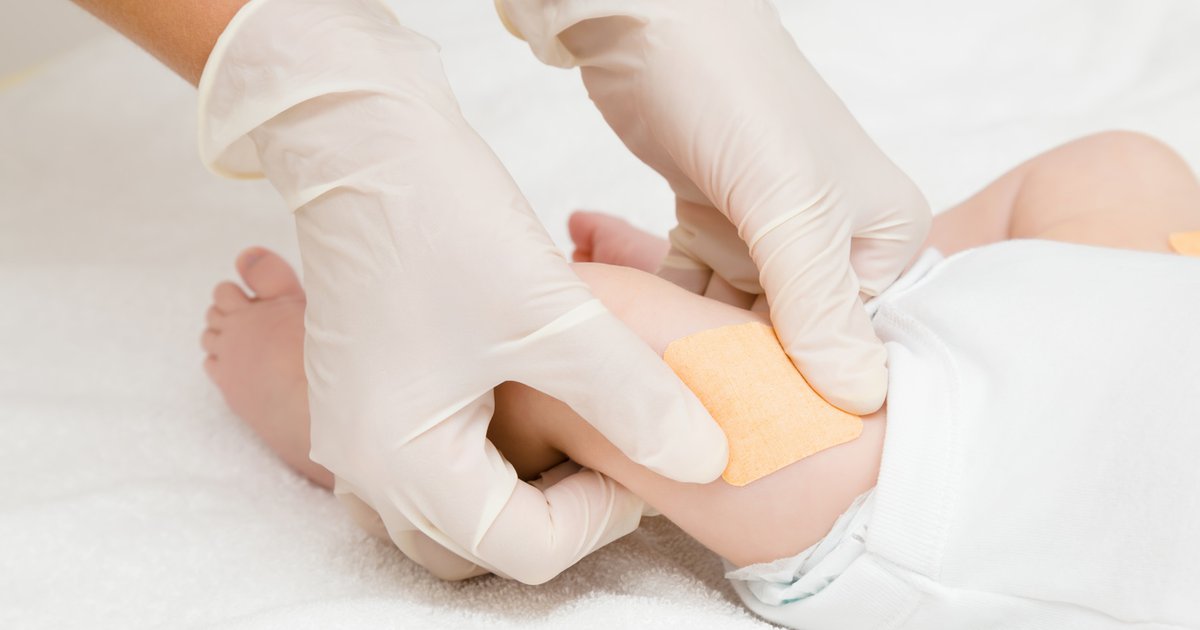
top-left (929, 131), bottom-right (1200, 255)
top-left (493, 263), bottom-right (884, 566)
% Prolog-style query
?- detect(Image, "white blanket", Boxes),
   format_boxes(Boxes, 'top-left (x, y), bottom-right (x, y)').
top-left (3, 1), bottom-right (1199, 628)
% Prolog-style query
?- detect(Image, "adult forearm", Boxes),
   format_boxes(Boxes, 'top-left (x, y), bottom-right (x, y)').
top-left (71, 0), bottom-right (248, 85)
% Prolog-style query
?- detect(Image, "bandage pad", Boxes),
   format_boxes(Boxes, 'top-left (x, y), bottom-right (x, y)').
top-left (1170, 231), bottom-right (1200, 257)
top-left (664, 322), bottom-right (863, 486)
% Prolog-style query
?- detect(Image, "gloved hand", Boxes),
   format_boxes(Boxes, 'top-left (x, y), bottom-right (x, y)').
top-left (497, 0), bottom-right (932, 414)
top-left (198, 0), bottom-right (726, 585)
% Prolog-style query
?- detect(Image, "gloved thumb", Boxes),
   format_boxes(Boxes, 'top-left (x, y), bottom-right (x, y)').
top-left (657, 240), bottom-right (713, 294)
top-left (757, 228), bottom-right (889, 415)
top-left (849, 195), bottom-right (932, 300)
top-left (662, 198), bottom-right (763, 296)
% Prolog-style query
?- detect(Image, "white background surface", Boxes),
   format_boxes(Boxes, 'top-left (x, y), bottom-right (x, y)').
top-left (0, 1), bottom-right (105, 78)
top-left (2, 1), bottom-right (1199, 628)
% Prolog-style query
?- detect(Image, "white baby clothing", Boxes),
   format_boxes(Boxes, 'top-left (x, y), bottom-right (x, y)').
top-left (729, 241), bottom-right (1200, 629)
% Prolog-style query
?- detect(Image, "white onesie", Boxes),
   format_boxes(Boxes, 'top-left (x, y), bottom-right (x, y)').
top-left (730, 240), bottom-right (1200, 629)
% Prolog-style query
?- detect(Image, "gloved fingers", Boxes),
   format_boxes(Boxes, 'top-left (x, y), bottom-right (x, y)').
top-left (701, 273), bottom-right (757, 310)
top-left (670, 198), bottom-right (763, 296)
top-left (656, 241), bottom-right (713, 294)
top-left (474, 466), bottom-right (646, 584)
top-left (512, 303), bottom-right (727, 484)
top-left (362, 394), bottom-right (638, 584)
top-left (757, 227), bottom-right (889, 415)
top-left (363, 387), bottom-right (642, 585)
top-left (659, 206), bottom-right (757, 306)
top-left (850, 201), bottom-right (933, 299)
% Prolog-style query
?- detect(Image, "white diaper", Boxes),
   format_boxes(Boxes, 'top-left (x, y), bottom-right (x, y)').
top-left (727, 241), bottom-right (1200, 630)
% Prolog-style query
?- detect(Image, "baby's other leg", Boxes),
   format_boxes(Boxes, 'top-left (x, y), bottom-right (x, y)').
top-left (929, 131), bottom-right (1200, 255)
top-left (568, 211), bottom-right (670, 272)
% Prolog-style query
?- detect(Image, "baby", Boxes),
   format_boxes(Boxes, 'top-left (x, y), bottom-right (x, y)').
top-left (202, 131), bottom-right (1200, 628)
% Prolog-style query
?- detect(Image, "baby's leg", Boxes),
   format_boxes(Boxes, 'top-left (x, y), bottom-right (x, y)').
top-left (493, 262), bottom-right (884, 567)
top-left (929, 131), bottom-right (1200, 255)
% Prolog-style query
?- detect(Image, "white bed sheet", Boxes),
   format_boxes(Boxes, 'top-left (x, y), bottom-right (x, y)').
top-left (3, 1), bottom-right (1199, 628)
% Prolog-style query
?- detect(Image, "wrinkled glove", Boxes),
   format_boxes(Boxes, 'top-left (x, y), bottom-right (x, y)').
top-left (497, 0), bottom-right (932, 414)
top-left (198, 0), bottom-right (726, 585)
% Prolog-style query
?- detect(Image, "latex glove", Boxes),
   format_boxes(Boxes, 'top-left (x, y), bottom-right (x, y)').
top-left (497, 0), bottom-right (932, 414)
top-left (198, 0), bottom-right (726, 585)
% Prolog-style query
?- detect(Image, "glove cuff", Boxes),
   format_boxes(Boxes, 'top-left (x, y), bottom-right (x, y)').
top-left (196, 0), bottom-right (436, 178)
top-left (495, 0), bottom-right (670, 69)
top-left (493, 0), bottom-right (526, 41)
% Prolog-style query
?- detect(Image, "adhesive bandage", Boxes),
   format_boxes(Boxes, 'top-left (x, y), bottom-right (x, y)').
top-left (1170, 231), bottom-right (1200, 257)
top-left (664, 322), bottom-right (863, 486)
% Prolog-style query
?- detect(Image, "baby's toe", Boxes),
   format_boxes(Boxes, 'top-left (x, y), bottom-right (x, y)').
top-left (205, 306), bottom-right (224, 330)
top-left (201, 328), bottom-right (221, 356)
top-left (568, 211), bottom-right (602, 262)
top-left (570, 210), bottom-right (669, 271)
top-left (213, 281), bottom-right (250, 313)
top-left (203, 355), bottom-right (220, 381)
top-left (237, 247), bottom-right (303, 300)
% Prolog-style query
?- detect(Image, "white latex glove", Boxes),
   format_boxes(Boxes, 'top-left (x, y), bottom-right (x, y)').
top-left (497, 0), bottom-right (932, 414)
top-left (197, 0), bottom-right (726, 585)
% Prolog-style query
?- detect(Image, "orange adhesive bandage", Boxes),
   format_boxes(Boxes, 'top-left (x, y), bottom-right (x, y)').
top-left (664, 322), bottom-right (863, 486)
top-left (1169, 231), bottom-right (1200, 257)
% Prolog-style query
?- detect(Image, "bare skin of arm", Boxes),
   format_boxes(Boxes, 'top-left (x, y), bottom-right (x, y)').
top-left (203, 131), bottom-right (1200, 570)
top-left (71, 0), bottom-right (248, 85)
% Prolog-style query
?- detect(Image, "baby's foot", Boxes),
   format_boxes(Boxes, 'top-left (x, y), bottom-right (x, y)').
top-left (568, 211), bottom-right (670, 272)
top-left (201, 248), bottom-right (332, 488)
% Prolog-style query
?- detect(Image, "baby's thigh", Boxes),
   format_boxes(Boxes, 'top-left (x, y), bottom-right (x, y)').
top-left (1011, 131), bottom-right (1200, 253)
top-left (926, 131), bottom-right (1200, 256)
top-left (571, 262), bottom-right (766, 355)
